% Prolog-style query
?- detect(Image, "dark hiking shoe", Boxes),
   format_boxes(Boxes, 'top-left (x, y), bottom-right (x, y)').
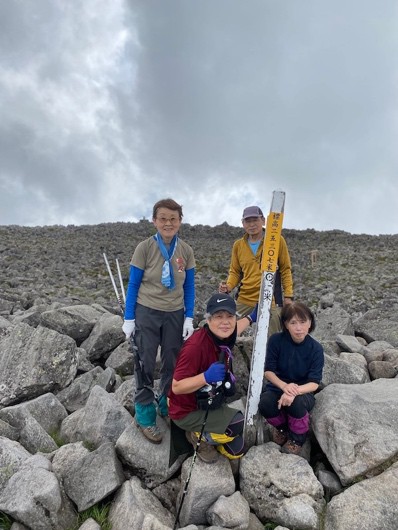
top-left (186, 431), bottom-right (219, 464)
top-left (271, 427), bottom-right (288, 446)
top-left (281, 439), bottom-right (302, 456)
top-left (137, 423), bottom-right (163, 444)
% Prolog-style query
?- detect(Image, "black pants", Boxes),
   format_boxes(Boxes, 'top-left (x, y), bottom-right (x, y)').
top-left (134, 303), bottom-right (184, 404)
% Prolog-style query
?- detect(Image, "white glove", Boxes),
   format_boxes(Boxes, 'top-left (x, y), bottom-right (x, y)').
top-left (122, 319), bottom-right (135, 339)
top-left (182, 317), bottom-right (194, 340)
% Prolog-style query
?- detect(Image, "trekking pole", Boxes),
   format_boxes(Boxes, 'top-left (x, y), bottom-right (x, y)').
top-left (102, 252), bottom-right (125, 315)
top-left (173, 405), bottom-right (211, 530)
top-left (116, 257), bottom-right (126, 304)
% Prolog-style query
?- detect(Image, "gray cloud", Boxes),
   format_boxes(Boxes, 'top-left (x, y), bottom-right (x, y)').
top-left (0, 0), bottom-right (397, 233)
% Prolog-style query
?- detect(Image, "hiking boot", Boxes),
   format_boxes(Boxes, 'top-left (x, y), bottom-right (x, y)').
top-left (137, 423), bottom-right (163, 444)
top-left (186, 431), bottom-right (219, 464)
top-left (271, 426), bottom-right (288, 446)
top-left (281, 439), bottom-right (302, 456)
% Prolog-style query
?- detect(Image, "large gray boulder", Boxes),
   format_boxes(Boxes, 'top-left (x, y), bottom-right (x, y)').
top-left (339, 351), bottom-right (368, 371)
top-left (0, 324), bottom-right (78, 407)
top-left (366, 340), bottom-right (394, 353)
top-left (0, 466), bottom-right (77, 530)
top-left (115, 419), bottom-right (182, 487)
top-left (63, 442), bottom-right (125, 512)
top-left (312, 304), bottom-right (354, 342)
top-left (0, 316), bottom-right (12, 330)
top-left (59, 408), bottom-right (85, 443)
top-left (0, 393), bottom-right (68, 434)
top-left (324, 462), bottom-right (398, 530)
top-left (51, 441), bottom-right (90, 482)
top-left (335, 334), bottom-right (369, 355)
top-left (368, 360), bottom-right (397, 379)
top-left (206, 491), bottom-right (250, 529)
top-left (312, 379), bottom-right (398, 485)
top-left (108, 477), bottom-right (175, 530)
top-left (383, 348), bottom-right (398, 366)
top-left (113, 378), bottom-right (136, 416)
top-left (40, 304), bottom-right (103, 342)
top-left (240, 443), bottom-right (324, 529)
top-left (354, 308), bottom-right (398, 347)
top-left (61, 385), bottom-right (132, 448)
top-left (105, 341), bottom-right (134, 376)
top-left (0, 393), bottom-right (68, 454)
top-left (0, 437), bottom-right (31, 492)
top-left (55, 366), bottom-right (116, 412)
top-left (10, 303), bottom-right (52, 328)
top-left (322, 353), bottom-right (370, 386)
top-left (80, 313), bottom-right (124, 361)
top-left (0, 299), bottom-right (16, 317)
top-left (14, 415), bottom-right (58, 454)
top-left (0, 418), bottom-right (18, 441)
top-left (177, 456), bottom-right (236, 527)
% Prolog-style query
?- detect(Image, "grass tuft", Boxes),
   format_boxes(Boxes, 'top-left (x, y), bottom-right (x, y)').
top-left (49, 429), bottom-right (67, 448)
top-left (0, 511), bottom-right (12, 530)
top-left (67, 502), bottom-right (112, 530)
top-left (83, 440), bottom-right (96, 452)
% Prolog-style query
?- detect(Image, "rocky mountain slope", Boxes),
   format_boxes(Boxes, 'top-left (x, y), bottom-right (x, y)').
top-left (1, 221), bottom-right (397, 317)
top-left (0, 222), bottom-right (398, 530)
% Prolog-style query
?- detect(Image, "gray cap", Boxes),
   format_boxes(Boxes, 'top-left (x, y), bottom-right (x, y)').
top-left (242, 206), bottom-right (264, 219)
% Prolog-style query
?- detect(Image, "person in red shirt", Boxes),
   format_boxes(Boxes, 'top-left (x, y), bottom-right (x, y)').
top-left (169, 293), bottom-right (253, 463)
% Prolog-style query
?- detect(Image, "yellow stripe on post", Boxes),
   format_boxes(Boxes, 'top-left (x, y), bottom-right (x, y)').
top-left (261, 212), bottom-right (284, 273)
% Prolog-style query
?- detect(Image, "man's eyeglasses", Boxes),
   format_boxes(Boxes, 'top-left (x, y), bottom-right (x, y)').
top-left (156, 217), bottom-right (180, 225)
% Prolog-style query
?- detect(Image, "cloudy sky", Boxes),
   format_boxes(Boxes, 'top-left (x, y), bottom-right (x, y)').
top-left (1, 1), bottom-right (397, 234)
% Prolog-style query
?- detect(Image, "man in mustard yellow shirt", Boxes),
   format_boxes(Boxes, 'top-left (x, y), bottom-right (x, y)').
top-left (219, 205), bottom-right (293, 335)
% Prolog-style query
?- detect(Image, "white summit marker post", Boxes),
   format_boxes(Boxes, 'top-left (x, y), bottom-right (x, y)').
top-left (244, 189), bottom-right (286, 439)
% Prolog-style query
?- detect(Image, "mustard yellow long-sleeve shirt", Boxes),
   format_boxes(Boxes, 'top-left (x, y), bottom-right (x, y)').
top-left (226, 233), bottom-right (293, 306)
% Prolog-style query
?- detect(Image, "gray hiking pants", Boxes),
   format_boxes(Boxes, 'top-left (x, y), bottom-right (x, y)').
top-left (134, 303), bottom-right (184, 405)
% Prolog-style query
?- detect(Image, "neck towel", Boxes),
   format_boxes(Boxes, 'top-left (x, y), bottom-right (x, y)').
top-left (154, 233), bottom-right (178, 290)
